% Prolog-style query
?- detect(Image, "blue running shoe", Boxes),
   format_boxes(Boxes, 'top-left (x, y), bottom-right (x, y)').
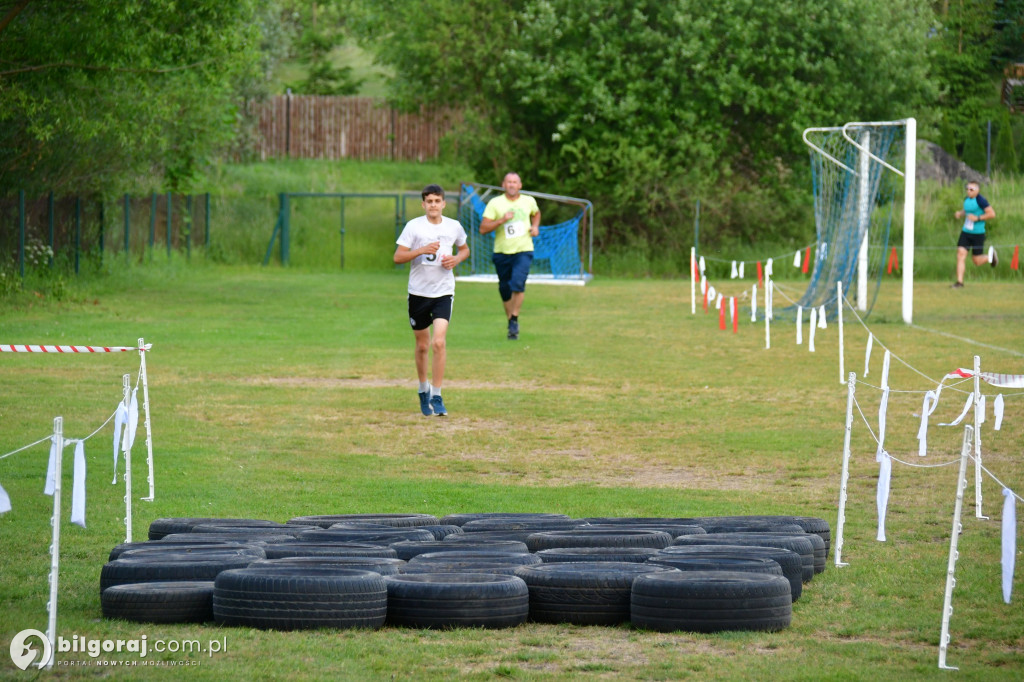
top-left (429, 394), bottom-right (447, 416)
top-left (418, 391), bottom-right (432, 416)
top-left (507, 319), bottom-right (519, 340)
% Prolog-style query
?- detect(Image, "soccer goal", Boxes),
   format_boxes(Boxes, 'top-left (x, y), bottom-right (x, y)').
top-left (801, 118), bottom-right (916, 323)
top-left (456, 183), bottom-right (594, 285)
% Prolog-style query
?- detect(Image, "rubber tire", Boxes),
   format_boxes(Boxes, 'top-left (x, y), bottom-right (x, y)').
top-left (161, 532), bottom-right (296, 544)
top-left (671, 533), bottom-right (815, 582)
top-left (411, 551), bottom-right (541, 566)
top-left (191, 524), bottom-right (319, 538)
top-left (581, 523), bottom-right (708, 538)
top-left (287, 513), bottom-right (440, 529)
top-left (438, 538), bottom-right (530, 553)
top-left (526, 529), bottom-right (673, 552)
top-left (262, 542), bottom-right (399, 560)
top-left (102, 581), bottom-right (215, 623)
top-left (631, 571), bottom-right (792, 632)
top-left (148, 517), bottom-right (279, 540)
top-left (109, 540), bottom-right (255, 561)
top-left (248, 557), bottom-right (407, 576)
top-left (296, 528), bottom-right (434, 544)
top-left (400, 559), bottom-right (538, 577)
top-left (213, 567), bottom-right (387, 630)
top-left (384, 573), bottom-right (529, 629)
top-left (514, 561), bottom-right (678, 626)
top-left (535, 547), bottom-right (663, 564)
top-left (461, 518), bottom-right (582, 534)
top-left (101, 554), bottom-right (255, 593)
top-left (120, 546), bottom-right (266, 561)
top-left (439, 513), bottom-right (570, 527)
top-left (647, 555), bottom-right (783, 577)
top-left (654, 545), bottom-right (803, 602)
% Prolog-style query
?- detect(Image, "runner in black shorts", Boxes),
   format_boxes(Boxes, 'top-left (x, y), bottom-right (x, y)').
top-left (408, 294), bottom-right (453, 331)
top-left (953, 181), bottom-right (997, 288)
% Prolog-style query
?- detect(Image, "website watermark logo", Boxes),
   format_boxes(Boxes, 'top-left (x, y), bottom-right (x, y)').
top-left (9, 629), bottom-right (52, 670)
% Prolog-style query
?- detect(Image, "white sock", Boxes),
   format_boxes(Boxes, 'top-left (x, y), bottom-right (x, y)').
top-left (419, 382), bottom-right (430, 393)
top-left (431, 387), bottom-right (442, 398)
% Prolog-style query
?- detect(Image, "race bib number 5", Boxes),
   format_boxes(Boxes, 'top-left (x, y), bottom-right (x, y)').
top-left (423, 240), bottom-right (451, 266)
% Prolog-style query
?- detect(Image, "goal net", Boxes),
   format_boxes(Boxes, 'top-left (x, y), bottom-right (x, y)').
top-left (800, 119), bottom-right (916, 322)
top-left (456, 183), bottom-right (593, 284)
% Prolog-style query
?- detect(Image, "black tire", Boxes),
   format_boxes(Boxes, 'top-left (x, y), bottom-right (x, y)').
top-left (535, 547), bottom-right (663, 564)
top-left (100, 555), bottom-right (255, 593)
top-left (296, 528), bottom-right (434, 544)
top-left (696, 522), bottom-right (806, 535)
top-left (262, 542), bottom-right (399, 560)
top-left (161, 532), bottom-right (296, 544)
top-left (248, 557), bottom-right (407, 576)
top-left (631, 571), bottom-right (792, 632)
top-left (461, 518), bottom-right (582, 534)
top-left (417, 525), bottom-right (464, 540)
top-left (439, 513), bottom-right (570, 527)
top-left (148, 517), bottom-right (279, 540)
top-left (191, 524), bottom-right (318, 538)
top-left (526, 529), bottom-right (673, 552)
top-left (671, 533), bottom-right (815, 582)
top-left (442, 530), bottom-right (537, 544)
top-left (109, 540), bottom-right (254, 561)
top-left (213, 567), bottom-right (387, 630)
top-left (514, 561), bottom-right (678, 626)
top-left (102, 581), bottom-right (215, 623)
top-left (120, 546), bottom-right (266, 561)
top-left (384, 573), bottom-right (529, 629)
top-left (648, 556), bottom-right (783, 577)
top-left (411, 551), bottom-right (541, 566)
top-left (654, 545), bottom-right (804, 602)
top-left (438, 538), bottom-right (530, 553)
top-left (401, 559), bottom-right (538, 577)
top-left (287, 514), bottom-right (440, 529)
top-left (581, 523), bottom-right (708, 538)
top-left (738, 531), bottom-right (827, 574)
top-left (389, 541), bottom-right (461, 561)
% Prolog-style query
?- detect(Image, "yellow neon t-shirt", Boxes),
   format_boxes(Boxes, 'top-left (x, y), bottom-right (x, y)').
top-left (483, 194), bottom-right (539, 254)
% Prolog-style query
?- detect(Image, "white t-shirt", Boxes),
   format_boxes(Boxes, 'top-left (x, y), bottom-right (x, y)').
top-left (396, 215), bottom-right (468, 297)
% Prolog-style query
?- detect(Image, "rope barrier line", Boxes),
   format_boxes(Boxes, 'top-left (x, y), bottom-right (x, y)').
top-left (977, 460), bottom-right (1024, 504)
top-left (0, 435), bottom-right (52, 461)
top-left (700, 242), bottom-right (817, 266)
top-left (0, 344), bottom-right (149, 353)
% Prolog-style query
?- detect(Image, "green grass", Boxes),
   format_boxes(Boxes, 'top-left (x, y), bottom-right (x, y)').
top-left (0, 262), bottom-right (1021, 679)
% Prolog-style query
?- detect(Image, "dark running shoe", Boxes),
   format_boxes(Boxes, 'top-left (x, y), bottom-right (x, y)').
top-left (951, 282), bottom-right (964, 288)
top-left (429, 394), bottom-right (447, 417)
top-left (989, 246), bottom-right (998, 268)
top-left (418, 391), bottom-right (432, 416)
top-left (507, 319), bottom-right (519, 340)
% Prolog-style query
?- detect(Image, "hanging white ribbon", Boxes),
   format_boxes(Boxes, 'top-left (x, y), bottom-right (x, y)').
top-left (766, 258), bottom-right (774, 278)
top-left (1002, 488), bottom-right (1016, 604)
top-left (796, 306), bottom-right (803, 345)
top-left (71, 440), bottom-right (86, 528)
top-left (698, 256), bottom-right (706, 276)
top-left (818, 305), bottom-right (827, 329)
top-left (0, 481), bottom-right (11, 514)
top-left (730, 261), bottom-right (738, 279)
top-left (977, 394), bottom-right (986, 425)
top-left (940, 393), bottom-right (975, 427)
top-left (738, 262), bottom-right (745, 279)
top-left (808, 307), bottom-right (817, 352)
top-left (864, 334), bottom-right (873, 377)
top-left (994, 394), bottom-right (1004, 431)
top-left (124, 388), bottom-right (139, 452)
top-left (707, 285), bottom-right (717, 303)
top-left (917, 390), bottom-right (939, 457)
top-left (44, 436), bottom-right (58, 495)
top-left (876, 451), bottom-right (891, 542)
top-left (793, 250), bottom-right (801, 268)
top-left (715, 293), bottom-right (723, 310)
top-left (112, 402), bottom-right (128, 484)
top-left (750, 284), bottom-right (757, 322)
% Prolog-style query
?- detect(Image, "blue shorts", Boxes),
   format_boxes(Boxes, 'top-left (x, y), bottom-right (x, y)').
top-left (492, 251), bottom-right (533, 302)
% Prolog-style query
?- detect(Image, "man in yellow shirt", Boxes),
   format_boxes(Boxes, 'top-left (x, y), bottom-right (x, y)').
top-left (480, 172), bottom-right (541, 340)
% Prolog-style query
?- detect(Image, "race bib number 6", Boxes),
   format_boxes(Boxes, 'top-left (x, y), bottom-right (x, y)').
top-left (504, 220), bottom-right (525, 239)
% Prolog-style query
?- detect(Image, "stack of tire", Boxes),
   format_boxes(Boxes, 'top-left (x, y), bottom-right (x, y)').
top-left (98, 512), bottom-right (828, 633)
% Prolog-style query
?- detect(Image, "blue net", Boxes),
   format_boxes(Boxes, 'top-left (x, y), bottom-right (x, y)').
top-left (796, 124), bottom-right (905, 319)
top-left (456, 184), bottom-right (586, 279)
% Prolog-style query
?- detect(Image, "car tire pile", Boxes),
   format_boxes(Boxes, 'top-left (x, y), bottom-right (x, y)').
top-left (99, 512), bottom-right (830, 633)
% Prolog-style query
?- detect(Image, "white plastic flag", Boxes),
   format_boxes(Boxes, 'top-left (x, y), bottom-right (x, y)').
top-left (818, 305), bottom-right (827, 329)
top-left (751, 285), bottom-right (757, 322)
top-left (112, 402), bottom-right (128, 483)
top-left (0, 482), bottom-right (11, 514)
top-left (994, 394), bottom-right (1004, 430)
top-left (978, 394), bottom-right (986, 425)
top-left (708, 285), bottom-right (717, 303)
top-left (917, 390), bottom-right (938, 457)
top-left (71, 440), bottom-right (86, 528)
top-left (1002, 488), bottom-right (1016, 604)
top-left (864, 334), bottom-right (874, 377)
top-left (699, 256), bottom-right (706, 276)
top-left (796, 306), bottom-right (803, 345)
top-left (122, 388), bottom-right (139, 453)
top-left (738, 262), bottom-right (745, 279)
top-left (941, 393), bottom-right (975, 427)
top-left (876, 452), bottom-right (891, 542)
top-left (730, 261), bottom-right (738, 279)
top-left (809, 307), bottom-right (817, 352)
top-left (45, 436), bottom-right (58, 495)
top-left (766, 258), bottom-right (774, 278)
top-left (793, 250), bottom-right (801, 268)
top-left (715, 293), bottom-right (723, 310)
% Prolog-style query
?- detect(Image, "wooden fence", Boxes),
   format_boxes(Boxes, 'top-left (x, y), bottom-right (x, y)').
top-left (247, 95), bottom-right (459, 162)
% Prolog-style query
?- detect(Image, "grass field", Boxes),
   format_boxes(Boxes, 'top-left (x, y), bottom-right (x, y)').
top-left (0, 263), bottom-right (1021, 679)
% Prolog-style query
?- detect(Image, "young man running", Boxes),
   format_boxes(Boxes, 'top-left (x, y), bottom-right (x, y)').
top-left (479, 172), bottom-right (541, 340)
top-left (394, 185), bottom-right (469, 416)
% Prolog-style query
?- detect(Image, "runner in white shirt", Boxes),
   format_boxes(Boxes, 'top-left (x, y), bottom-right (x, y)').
top-left (394, 184), bottom-right (469, 416)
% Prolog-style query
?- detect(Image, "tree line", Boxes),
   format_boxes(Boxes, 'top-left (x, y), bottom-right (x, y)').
top-left (1, 0), bottom-right (1021, 250)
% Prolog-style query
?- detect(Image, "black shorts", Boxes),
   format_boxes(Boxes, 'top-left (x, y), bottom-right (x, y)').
top-left (408, 294), bottom-right (453, 330)
top-left (957, 231), bottom-right (986, 255)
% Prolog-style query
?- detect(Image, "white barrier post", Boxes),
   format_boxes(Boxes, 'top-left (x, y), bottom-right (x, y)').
top-left (138, 338), bottom-right (155, 502)
top-left (837, 281), bottom-right (845, 384)
top-left (809, 307), bottom-right (817, 352)
top-left (122, 374), bottom-right (133, 543)
top-left (796, 306), bottom-right (803, 345)
top-left (764, 281), bottom-right (772, 349)
top-left (972, 355), bottom-right (987, 520)
top-left (835, 372), bottom-right (856, 567)
top-left (938, 425), bottom-right (973, 671)
top-left (751, 284), bottom-right (757, 322)
top-left (45, 416), bottom-right (63, 670)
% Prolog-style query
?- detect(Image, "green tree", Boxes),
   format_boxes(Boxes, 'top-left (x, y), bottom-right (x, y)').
top-left (0, 0), bottom-right (270, 195)
top-left (962, 122), bottom-right (988, 169)
top-left (931, 0), bottom-right (1001, 127)
top-left (354, 0), bottom-right (937, 249)
top-left (993, 111), bottom-right (1018, 172)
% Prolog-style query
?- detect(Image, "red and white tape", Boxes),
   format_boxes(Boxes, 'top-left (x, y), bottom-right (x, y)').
top-left (1, 344), bottom-right (145, 353)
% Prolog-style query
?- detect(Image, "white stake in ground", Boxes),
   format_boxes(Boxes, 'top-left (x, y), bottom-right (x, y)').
top-left (796, 306), bottom-right (803, 345)
top-left (809, 307), bottom-right (817, 352)
top-left (45, 417), bottom-right (63, 670)
top-left (835, 372), bottom-right (856, 567)
top-left (138, 338), bottom-right (155, 502)
top-left (838, 281), bottom-right (846, 384)
top-left (751, 284), bottom-right (757, 322)
top-left (938, 425), bottom-right (973, 671)
top-left (972, 356), bottom-right (988, 520)
top-left (690, 247), bottom-right (696, 315)
top-left (121, 374), bottom-right (133, 542)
